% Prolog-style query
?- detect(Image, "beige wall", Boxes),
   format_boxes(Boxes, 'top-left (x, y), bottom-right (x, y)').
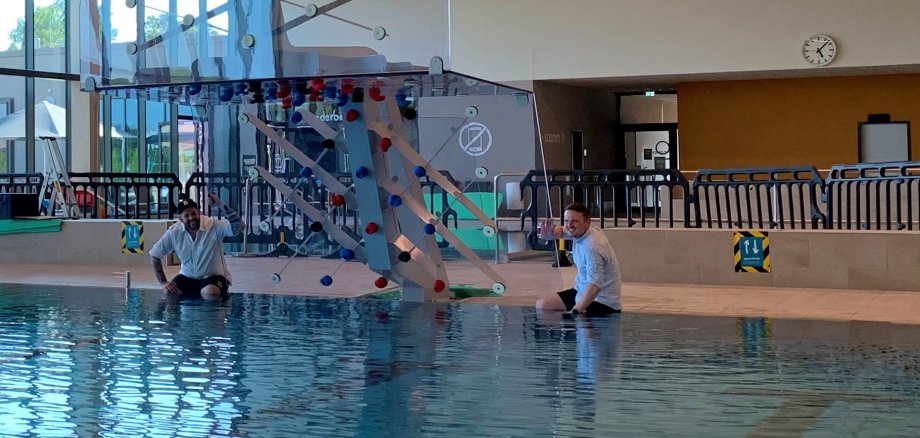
top-left (620, 95), bottom-right (678, 124)
top-left (69, 82), bottom-right (95, 172)
top-left (451, 0), bottom-right (920, 82)
top-left (0, 220), bottom-right (172, 266)
top-left (606, 227), bottom-right (920, 291)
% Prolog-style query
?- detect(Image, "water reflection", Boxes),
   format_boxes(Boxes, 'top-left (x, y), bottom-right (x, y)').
top-left (2, 285), bottom-right (920, 436)
top-left (531, 312), bottom-right (623, 435)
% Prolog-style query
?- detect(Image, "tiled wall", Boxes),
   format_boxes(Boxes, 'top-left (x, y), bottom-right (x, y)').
top-left (605, 228), bottom-right (920, 291)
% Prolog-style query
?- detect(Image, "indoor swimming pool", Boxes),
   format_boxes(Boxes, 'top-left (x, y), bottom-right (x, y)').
top-left (1, 284), bottom-right (919, 437)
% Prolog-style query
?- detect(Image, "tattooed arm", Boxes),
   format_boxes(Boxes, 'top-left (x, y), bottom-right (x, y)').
top-left (151, 256), bottom-right (179, 294)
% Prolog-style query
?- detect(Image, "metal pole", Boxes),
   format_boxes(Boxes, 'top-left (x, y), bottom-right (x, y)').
top-left (242, 177), bottom-right (252, 254)
top-left (492, 172), bottom-right (528, 264)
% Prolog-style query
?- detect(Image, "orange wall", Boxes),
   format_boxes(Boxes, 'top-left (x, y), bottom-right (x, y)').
top-left (677, 74), bottom-right (920, 170)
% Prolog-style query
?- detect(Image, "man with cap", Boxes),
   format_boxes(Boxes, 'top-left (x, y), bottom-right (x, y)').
top-left (149, 193), bottom-right (246, 299)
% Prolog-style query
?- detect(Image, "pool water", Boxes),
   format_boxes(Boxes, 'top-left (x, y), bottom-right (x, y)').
top-left (1, 284), bottom-right (919, 437)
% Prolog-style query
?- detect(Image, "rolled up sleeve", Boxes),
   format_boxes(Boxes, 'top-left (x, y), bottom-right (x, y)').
top-left (149, 231), bottom-right (173, 259)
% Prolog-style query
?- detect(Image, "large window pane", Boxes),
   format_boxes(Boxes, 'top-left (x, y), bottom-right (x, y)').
top-left (145, 101), bottom-right (170, 173)
top-left (34, 78), bottom-right (68, 174)
top-left (111, 98), bottom-right (139, 172)
top-left (0, 97), bottom-right (13, 172)
top-left (34, 0), bottom-right (67, 73)
top-left (0, 75), bottom-right (26, 172)
top-left (0, 2), bottom-right (26, 69)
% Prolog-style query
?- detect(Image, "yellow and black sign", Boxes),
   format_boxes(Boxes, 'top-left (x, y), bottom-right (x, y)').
top-left (733, 231), bottom-right (770, 273)
top-left (121, 221), bottom-right (144, 254)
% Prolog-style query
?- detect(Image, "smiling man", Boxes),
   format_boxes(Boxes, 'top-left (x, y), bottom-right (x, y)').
top-left (149, 193), bottom-right (246, 299)
top-left (535, 203), bottom-right (622, 316)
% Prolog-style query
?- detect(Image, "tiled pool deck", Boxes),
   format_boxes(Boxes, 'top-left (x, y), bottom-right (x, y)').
top-left (2, 257), bottom-right (919, 325)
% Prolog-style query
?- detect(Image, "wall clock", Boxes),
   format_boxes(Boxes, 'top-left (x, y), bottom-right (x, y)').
top-left (802, 34), bottom-right (837, 66)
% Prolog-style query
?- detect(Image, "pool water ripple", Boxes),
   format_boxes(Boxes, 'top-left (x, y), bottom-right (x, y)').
top-left (1, 284), bottom-right (920, 436)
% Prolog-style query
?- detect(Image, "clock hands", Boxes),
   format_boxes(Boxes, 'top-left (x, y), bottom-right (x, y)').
top-left (803, 35), bottom-right (835, 65)
top-left (815, 40), bottom-right (830, 58)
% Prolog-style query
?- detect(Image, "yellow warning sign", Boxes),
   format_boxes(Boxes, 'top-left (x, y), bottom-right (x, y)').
top-left (733, 231), bottom-right (770, 273)
top-left (121, 221), bottom-right (144, 254)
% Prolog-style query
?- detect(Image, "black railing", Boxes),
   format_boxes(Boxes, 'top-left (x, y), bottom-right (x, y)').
top-left (68, 173), bottom-right (183, 219)
top-left (0, 173), bottom-right (43, 194)
top-left (692, 167), bottom-right (826, 229)
top-left (9, 158), bottom-right (920, 250)
top-left (419, 171), bottom-right (460, 229)
top-left (519, 169), bottom-right (691, 249)
top-left (825, 161), bottom-right (920, 230)
top-left (186, 172), bottom-right (318, 248)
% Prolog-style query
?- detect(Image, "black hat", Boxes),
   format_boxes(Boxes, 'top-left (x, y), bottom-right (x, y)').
top-left (177, 198), bottom-right (199, 215)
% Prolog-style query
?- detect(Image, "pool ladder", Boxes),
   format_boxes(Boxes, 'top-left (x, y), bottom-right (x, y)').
top-left (112, 271), bottom-right (131, 289)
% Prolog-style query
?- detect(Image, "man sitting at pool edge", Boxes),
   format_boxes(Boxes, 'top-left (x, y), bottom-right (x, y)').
top-left (535, 203), bottom-right (622, 316)
top-left (149, 193), bottom-right (245, 299)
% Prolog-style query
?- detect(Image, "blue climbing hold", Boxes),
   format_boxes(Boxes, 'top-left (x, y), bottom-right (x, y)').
top-left (291, 112), bottom-right (303, 123)
top-left (320, 275), bottom-right (333, 286)
top-left (413, 166), bottom-right (426, 178)
top-left (335, 92), bottom-right (349, 107)
top-left (219, 87), bottom-right (234, 102)
top-left (388, 194), bottom-right (402, 207)
top-left (395, 92), bottom-right (409, 107)
top-left (300, 167), bottom-right (313, 178)
top-left (355, 166), bottom-right (369, 179)
top-left (339, 248), bottom-right (355, 261)
top-left (423, 223), bottom-right (436, 235)
top-left (292, 92), bottom-right (306, 107)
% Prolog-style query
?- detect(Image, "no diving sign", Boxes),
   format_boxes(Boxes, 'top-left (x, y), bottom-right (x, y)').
top-left (458, 122), bottom-right (492, 157)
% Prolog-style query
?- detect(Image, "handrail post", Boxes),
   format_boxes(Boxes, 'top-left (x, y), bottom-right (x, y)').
top-left (492, 172), bottom-right (528, 264)
top-left (242, 177), bottom-right (252, 255)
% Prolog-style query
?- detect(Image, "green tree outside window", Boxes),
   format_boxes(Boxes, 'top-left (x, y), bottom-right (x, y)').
top-left (8, 0), bottom-right (65, 50)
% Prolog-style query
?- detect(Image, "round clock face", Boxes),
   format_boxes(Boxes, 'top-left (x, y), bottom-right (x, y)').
top-left (802, 35), bottom-right (837, 66)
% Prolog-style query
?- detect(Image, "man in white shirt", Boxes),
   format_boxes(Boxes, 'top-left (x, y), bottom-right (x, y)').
top-left (535, 203), bottom-right (622, 316)
top-left (149, 193), bottom-right (246, 299)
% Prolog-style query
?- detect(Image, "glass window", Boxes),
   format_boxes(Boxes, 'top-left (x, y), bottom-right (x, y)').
top-left (111, 98), bottom-right (139, 172)
top-left (0, 2), bottom-right (26, 69)
top-left (0, 97), bottom-right (12, 172)
top-left (34, 0), bottom-right (67, 73)
top-left (177, 117), bottom-right (202, 185)
top-left (145, 100), bottom-right (171, 173)
top-left (620, 94), bottom-right (678, 124)
top-left (0, 75), bottom-right (26, 172)
top-left (33, 78), bottom-right (68, 174)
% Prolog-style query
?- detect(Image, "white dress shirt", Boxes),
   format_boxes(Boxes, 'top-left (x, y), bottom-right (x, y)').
top-left (149, 216), bottom-right (234, 283)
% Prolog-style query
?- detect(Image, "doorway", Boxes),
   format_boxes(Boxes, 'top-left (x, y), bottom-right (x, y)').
top-left (622, 124), bottom-right (678, 172)
top-left (615, 92), bottom-right (679, 217)
top-left (620, 124), bottom-right (678, 213)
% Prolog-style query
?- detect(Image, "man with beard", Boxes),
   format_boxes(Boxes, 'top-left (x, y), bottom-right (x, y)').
top-left (149, 193), bottom-right (246, 299)
top-left (535, 203), bottom-right (621, 316)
